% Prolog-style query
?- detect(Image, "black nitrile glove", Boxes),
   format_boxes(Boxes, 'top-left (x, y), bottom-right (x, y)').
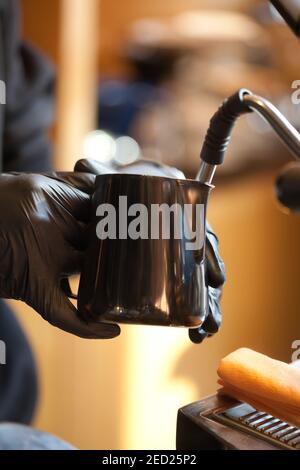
top-left (188, 225), bottom-right (225, 344)
top-left (0, 172), bottom-right (120, 339)
top-left (75, 158), bottom-right (226, 344)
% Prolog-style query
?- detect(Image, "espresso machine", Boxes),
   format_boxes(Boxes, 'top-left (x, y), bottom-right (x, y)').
top-left (177, 0), bottom-right (300, 451)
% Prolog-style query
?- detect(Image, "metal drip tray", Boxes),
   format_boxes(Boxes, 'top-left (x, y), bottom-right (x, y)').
top-left (211, 403), bottom-right (300, 450)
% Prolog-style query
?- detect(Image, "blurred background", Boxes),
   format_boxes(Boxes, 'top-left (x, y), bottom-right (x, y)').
top-left (9, 0), bottom-right (300, 449)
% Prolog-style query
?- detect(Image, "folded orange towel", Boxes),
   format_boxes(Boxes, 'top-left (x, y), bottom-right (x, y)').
top-left (217, 348), bottom-right (300, 428)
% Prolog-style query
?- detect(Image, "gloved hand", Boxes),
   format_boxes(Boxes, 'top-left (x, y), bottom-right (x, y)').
top-left (188, 224), bottom-right (225, 344)
top-left (75, 158), bottom-right (226, 344)
top-left (0, 172), bottom-right (120, 339)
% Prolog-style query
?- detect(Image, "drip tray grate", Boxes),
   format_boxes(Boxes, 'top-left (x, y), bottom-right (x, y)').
top-left (211, 403), bottom-right (300, 450)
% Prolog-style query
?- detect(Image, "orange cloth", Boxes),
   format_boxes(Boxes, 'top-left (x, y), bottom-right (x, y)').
top-left (217, 348), bottom-right (300, 428)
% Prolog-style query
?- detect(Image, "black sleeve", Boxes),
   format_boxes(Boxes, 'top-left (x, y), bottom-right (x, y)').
top-left (1, 0), bottom-right (55, 172)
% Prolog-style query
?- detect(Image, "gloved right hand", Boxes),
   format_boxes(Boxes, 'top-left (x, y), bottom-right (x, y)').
top-left (0, 172), bottom-right (120, 339)
top-left (188, 225), bottom-right (225, 344)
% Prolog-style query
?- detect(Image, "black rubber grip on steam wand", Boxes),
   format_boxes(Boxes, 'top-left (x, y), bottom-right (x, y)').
top-left (200, 89), bottom-right (253, 166)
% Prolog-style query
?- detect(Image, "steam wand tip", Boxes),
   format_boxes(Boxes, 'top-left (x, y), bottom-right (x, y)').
top-left (197, 88), bottom-right (300, 184)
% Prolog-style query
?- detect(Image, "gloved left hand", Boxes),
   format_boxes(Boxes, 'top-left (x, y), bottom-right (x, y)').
top-left (75, 158), bottom-right (226, 344)
top-left (0, 172), bottom-right (120, 339)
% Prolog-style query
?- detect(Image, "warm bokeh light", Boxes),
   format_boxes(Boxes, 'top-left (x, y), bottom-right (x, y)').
top-left (83, 130), bottom-right (116, 162)
top-left (114, 136), bottom-right (141, 164)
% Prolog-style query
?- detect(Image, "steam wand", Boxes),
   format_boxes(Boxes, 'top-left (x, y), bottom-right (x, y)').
top-left (197, 89), bottom-right (300, 185)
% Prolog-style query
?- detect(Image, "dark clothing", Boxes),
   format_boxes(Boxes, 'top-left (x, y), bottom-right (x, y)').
top-left (0, 0), bottom-right (54, 172)
top-left (0, 301), bottom-right (37, 423)
top-left (0, 0), bottom-right (54, 423)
